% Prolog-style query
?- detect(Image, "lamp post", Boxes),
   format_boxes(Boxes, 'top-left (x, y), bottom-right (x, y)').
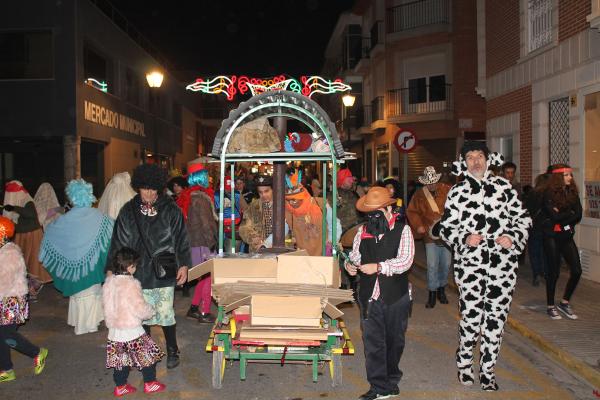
top-left (146, 71), bottom-right (164, 164)
top-left (341, 93), bottom-right (356, 145)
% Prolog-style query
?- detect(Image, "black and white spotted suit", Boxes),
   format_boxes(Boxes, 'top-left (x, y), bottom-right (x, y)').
top-left (438, 158), bottom-right (531, 388)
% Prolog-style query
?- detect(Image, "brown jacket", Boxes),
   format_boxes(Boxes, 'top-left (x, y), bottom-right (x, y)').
top-left (187, 191), bottom-right (218, 249)
top-left (406, 183), bottom-right (450, 243)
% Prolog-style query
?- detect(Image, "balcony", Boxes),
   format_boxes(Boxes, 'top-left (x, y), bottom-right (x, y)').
top-left (387, 84), bottom-right (453, 123)
top-left (371, 96), bottom-right (386, 129)
top-left (358, 105), bottom-right (374, 134)
top-left (386, 0), bottom-right (450, 35)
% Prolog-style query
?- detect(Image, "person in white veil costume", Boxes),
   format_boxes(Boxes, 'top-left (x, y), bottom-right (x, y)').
top-left (33, 183), bottom-right (63, 230)
top-left (98, 172), bottom-right (136, 220)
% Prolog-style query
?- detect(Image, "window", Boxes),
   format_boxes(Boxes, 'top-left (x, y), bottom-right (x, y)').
top-left (528, 0), bottom-right (552, 52)
top-left (124, 68), bottom-right (140, 106)
top-left (499, 136), bottom-right (513, 162)
top-left (0, 31), bottom-right (53, 79)
top-left (84, 44), bottom-right (113, 94)
top-left (584, 91), bottom-right (600, 219)
top-left (429, 75), bottom-right (446, 102)
top-left (172, 102), bottom-right (182, 127)
top-left (408, 77), bottom-right (426, 104)
top-left (549, 97), bottom-right (569, 165)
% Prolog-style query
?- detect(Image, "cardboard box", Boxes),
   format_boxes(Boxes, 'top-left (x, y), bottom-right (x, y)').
top-left (251, 295), bottom-right (322, 327)
top-left (277, 255), bottom-right (340, 288)
top-left (188, 257), bottom-right (278, 283)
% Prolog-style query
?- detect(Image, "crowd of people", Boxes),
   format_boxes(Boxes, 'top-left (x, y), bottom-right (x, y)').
top-left (0, 140), bottom-right (584, 398)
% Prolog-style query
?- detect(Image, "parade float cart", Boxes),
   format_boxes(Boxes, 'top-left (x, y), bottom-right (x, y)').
top-left (185, 84), bottom-right (356, 388)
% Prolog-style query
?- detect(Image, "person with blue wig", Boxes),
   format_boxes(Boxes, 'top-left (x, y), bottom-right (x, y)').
top-left (39, 179), bottom-right (114, 335)
top-left (174, 163), bottom-right (218, 323)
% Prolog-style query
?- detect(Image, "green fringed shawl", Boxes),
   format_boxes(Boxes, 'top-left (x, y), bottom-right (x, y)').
top-left (39, 207), bottom-right (114, 297)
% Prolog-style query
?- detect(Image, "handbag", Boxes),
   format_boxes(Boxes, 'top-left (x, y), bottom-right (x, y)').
top-left (131, 203), bottom-right (178, 280)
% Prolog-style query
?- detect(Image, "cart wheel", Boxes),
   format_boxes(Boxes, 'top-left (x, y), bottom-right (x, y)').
top-left (212, 339), bottom-right (225, 389)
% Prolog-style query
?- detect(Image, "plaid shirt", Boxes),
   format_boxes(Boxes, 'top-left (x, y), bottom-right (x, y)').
top-left (348, 219), bottom-right (414, 300)
top-left (262, 201), bottom-right (273, 239)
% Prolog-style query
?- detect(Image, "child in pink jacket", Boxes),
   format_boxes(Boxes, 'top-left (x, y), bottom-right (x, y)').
top-left (0, 216), bottom-right (48, 383)
top-left (103, 247), bottom-right (165, 397)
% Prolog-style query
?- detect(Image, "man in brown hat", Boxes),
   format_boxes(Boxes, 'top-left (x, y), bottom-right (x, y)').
top-left (239, 175), bottom-right (278, 252)
top-left (345, 186), bottom-right (415, 400)
top-left (406, 166), bottom-right (451, 308)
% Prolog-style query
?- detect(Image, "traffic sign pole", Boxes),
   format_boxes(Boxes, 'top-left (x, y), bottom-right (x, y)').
top-left (393, 129), bottom-right (417, 208)
top-left (403, 153), bottom-right (407, 208)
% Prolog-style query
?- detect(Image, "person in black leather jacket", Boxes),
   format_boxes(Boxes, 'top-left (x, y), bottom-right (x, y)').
top-left (541, 164), bottom-right (583, 321)
top-left (106, 164), bottom-right (191, 369)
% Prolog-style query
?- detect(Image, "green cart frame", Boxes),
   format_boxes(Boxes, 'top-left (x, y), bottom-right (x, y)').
top-left (203, 90), bottom-right (355, 388)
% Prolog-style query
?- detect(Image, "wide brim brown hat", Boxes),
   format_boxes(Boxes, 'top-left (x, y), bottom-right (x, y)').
top-left (355, 186), bottom-right (397, 213)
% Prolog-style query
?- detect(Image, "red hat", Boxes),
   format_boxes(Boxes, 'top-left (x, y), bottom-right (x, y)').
top-left (187, 163), bottom-right (206, 175)
top-left (0, 216), bottom-right (15, 241)
top-left (337, 168), bottom-right (353, 188)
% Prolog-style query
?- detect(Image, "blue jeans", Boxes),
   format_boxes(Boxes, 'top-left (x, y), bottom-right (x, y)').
top-left (425, 243), bottom-right (451, 291)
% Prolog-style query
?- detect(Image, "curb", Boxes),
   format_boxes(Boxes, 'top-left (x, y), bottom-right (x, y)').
top-left (412, 259), bottom-right (600, 389)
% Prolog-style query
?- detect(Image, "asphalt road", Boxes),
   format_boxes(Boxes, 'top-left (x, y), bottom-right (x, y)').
top-left (3, 266), bottom-right (595, 400)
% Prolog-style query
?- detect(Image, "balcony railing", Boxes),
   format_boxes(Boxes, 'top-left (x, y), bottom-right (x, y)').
top-left (371, 97), bottom-right (385, 122)
top-left (387, 84), bottom-right (452, 116)
top-left (359, 105), bottom-right (373, 127)
top-left (370, 20), bottom-right (384, 50)
top-left (342, 35), bottom-right (372, 70)
top-left (386, 0), bottom-right (450, 33)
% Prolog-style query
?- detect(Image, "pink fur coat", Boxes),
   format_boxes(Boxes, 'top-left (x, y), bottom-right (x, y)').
top-left (102, 275), bottom-right (154, 329)
top-left (0, 242), bottom-right (28, 298)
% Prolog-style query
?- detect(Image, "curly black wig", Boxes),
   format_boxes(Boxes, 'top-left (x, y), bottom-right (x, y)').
top-left (131, 164), bottom-right (168, 191)
top-left (460, 141), bottom-right (490, 160)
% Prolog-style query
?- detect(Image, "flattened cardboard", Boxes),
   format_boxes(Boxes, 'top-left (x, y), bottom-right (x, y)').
top-left (188, 257), bottom-right (278, 283)
top-left (251, 295), bottom-right (322, 327)
top-left (276, 255), bottom-right (340, 288)
top-left (323, 302), bottom-right (344, 319)
top-left (239, 328), bottom-right (328, 341)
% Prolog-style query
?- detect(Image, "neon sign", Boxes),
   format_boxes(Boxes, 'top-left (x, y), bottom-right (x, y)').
top-left (85, 78), bottom-right (108, 93)
top-left (186, 75), bottom-right (351, 101)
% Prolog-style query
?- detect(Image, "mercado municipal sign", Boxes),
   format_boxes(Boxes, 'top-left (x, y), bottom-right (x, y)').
top-left (84, 100), bottom-right (145, 137)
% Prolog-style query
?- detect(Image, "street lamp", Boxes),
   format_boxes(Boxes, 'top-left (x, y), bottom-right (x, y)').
top-left (146, 70), bottom-right (164, 165)
top-left (146, 71), bottom-right (164, 88)
top-left (342, 93), bottom-right (356, 107)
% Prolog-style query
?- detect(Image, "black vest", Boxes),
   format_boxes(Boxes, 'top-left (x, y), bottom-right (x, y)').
top-left (358, 221), bottom-right (409, 306)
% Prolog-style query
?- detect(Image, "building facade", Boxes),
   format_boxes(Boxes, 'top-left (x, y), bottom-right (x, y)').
top-left (323, 0), bottom-right (486, 184)
top-left (0, 0), bottom-right (200, 199)
top-left (480, 0), bottom-right (600, 282)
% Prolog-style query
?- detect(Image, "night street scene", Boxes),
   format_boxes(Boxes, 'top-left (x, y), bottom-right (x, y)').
top-left (1, 0), bottom-right (600, 399)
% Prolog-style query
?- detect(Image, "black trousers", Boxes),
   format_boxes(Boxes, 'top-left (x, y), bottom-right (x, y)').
top-left (543, 235), bottom-right (582, 305)
top-left (113, 364), bottom-right (156, 386)
top-left (360, 293), bottom-right (410, 394)
top-left (0, 324), bottom-right (40, 371)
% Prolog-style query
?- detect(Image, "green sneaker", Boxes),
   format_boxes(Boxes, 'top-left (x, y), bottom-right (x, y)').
top-left (34, 348), bottom-right (48, 375)
top-left (0, 369), bottom-right (16, 382)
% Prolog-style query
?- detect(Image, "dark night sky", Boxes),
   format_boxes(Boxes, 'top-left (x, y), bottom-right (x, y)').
top-left (109, 0), bottom-right (354, 78)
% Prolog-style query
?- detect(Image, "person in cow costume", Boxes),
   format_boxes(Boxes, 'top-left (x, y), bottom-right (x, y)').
top-left (435, 141), bottom-right (531, 391)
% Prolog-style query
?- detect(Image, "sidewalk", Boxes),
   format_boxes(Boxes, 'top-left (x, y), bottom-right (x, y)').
top-left (411, 241), bottom-right (600, 388)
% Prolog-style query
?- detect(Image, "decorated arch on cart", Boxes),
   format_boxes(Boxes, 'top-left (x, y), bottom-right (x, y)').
top-left (207, 89), bottom-right (351, 254)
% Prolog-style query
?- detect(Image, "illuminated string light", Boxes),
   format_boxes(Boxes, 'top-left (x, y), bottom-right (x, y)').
top-left (186, 75), bottom-right (351, 101)
top-left (85, 78), bottom-right (108, 93)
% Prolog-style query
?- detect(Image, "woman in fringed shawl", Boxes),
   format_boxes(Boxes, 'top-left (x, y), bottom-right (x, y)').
top-left (284, 169), bottom-right (341, 256)
top-left (98, 172), bottom-right (136, 220)
top-left (2, 181), bottom-right (52, 283)
top-left (39, 179), bottom-right (114, 335)
top-left (33, 183), bottom-right (63, 230)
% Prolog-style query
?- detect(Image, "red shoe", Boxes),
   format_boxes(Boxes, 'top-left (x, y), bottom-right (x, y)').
top-left (113, 383), bottom-right (137, 397)
top-left (144, 380), bottom-right (166, 394)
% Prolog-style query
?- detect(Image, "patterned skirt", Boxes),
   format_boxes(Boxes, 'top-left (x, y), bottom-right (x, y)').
top-left (106, 334), bottom-right (164, 370)
top-left (0, 296), bottom-right (29, 325)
